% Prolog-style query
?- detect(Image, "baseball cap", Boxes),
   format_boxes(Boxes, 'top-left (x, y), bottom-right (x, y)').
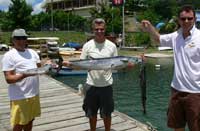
top-left (12, 29), bottom-right (28, 38)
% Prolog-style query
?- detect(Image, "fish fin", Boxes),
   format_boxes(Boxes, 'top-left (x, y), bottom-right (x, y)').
top-left (110, 64), bottom-right (115, 69)
top-left (88, 56), bottom-right (95, 59)
top-left (120, 59), bottom-right (128, 63)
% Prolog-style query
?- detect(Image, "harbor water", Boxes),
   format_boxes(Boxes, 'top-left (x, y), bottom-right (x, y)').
top-left (52, 57), bottom-right (174, 131)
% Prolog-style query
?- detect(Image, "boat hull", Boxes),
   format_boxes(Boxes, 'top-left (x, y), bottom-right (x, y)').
top-left (51, 67), bottom-right (87, 76)
top-left (50, 67), bottom-right (118, 76)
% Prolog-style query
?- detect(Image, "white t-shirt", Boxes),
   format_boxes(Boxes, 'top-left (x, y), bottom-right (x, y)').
top-left (160, 26), bottom-right (200, 93)
top-left (80, 39), bottom-right (118, 87)
top-left (2, 48), bottom-right (41, 100)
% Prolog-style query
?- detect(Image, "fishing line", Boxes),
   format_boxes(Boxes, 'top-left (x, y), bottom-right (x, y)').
top-left (113, 69), bottom-right (120, 110)
top-left (113, 68), bottom-right (129, 111)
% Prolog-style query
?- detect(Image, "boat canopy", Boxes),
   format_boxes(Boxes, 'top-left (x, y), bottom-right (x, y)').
top-left (27, 37), bottom-right (59, 41)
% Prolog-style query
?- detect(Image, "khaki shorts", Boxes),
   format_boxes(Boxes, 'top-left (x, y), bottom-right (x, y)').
top-left (10, 95), bottom-right (41, 126)
top-left (167, 88), bottom-right (200, 131)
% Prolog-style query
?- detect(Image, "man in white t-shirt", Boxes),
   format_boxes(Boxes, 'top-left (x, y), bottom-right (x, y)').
top-left (63, 18), bottom-right (118, 131)
top-left (141, 5), bottom-right (200, 131)
top-left (2, 29), bottom-right (41, 131)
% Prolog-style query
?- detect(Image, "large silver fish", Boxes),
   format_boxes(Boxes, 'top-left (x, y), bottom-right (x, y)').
top-left (18, 64), bottom-right (51, 75)
top-left (69, 56), bottom-right (142, 70)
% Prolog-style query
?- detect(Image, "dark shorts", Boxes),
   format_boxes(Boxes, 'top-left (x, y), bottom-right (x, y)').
top-left (167, 88), bottom-right (200, 131)
top-left (82, 84), bottom-right (114, 118)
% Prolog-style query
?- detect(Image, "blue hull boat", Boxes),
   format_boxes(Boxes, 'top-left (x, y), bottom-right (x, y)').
top-left (51, 67), bottom-right (118, 76)
top-left (51, 67), bottom-right (87, 76)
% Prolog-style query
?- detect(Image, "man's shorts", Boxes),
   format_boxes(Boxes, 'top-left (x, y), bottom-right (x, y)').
top-left (82, 84), bottom-right (114, 118)
top-left (167, 88), bottom-right (200, 131)
top-left (10, 95), bottom-right (41, 126)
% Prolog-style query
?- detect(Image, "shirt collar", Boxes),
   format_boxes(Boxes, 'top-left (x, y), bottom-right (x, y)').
top-left (178, 25), bottom-right (197, 36)
top-left (190, 25), bottom-right (196, 35)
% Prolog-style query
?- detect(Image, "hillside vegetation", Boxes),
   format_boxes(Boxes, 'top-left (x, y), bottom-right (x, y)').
top-left (0, 31), bottom-right (87, 46)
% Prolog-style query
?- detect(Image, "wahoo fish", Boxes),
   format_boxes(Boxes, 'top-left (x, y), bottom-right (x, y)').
top-left (69, 56), bottom-right (142, 70)
top-left (19, 64), bottom-right (52, 75)
top-left (139, 59), bottom-right (147, 114)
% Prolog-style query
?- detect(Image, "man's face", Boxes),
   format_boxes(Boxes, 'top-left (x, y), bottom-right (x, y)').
top-left (178, 10), bottom-right (196, 32)
top-left (13, 36), bottom-right (27, 50)
top-left (94, 23), bottom-right (105, 40)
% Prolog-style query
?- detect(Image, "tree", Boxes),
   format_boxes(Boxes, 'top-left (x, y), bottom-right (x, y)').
top-left (125, 0), bottom-right (147, 13)
top-left (177, 0), bottom-right (200, 9)
top-left (30, 12), bottom-right (50, 31)
top-left (7, 0), bottom-right (32, 30)
top-left (90, 2), bottom-right (122, 34)
top-left (0, 11), bottom-right (7, 30)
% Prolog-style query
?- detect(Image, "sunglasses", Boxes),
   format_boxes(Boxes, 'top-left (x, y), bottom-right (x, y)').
top-left (180, 17), bottom-right (194, 21)
top-left (94, 29), bottom-right (105, 32)
top-left (14, 36), bottom-right (27, 40)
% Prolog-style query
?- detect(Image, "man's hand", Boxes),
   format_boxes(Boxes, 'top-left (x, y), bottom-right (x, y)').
top-left (141, 20), bottom-right (153, 32)
top-left (44, 60), bottom-right (52, 65)
top-left (140, 53), bottom-right (147, 62)
top-left (127, 62), bottom-right (135, 69)
top-left (141, 20), bottom-right (160, 43)
top-left (63, 61), bottom-right (72, 67)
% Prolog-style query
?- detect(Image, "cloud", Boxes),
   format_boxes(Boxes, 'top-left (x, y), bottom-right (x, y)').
top-left (26, 0), bottom-right (35, 5)
top-left (0, 0), bottom-right (11, 11)
top-left (0, 0), bottom-right (45, 14)
top-left (0, 0), bottom-right (11, 6)
top-left (32, 1), bottom-right (46, 14)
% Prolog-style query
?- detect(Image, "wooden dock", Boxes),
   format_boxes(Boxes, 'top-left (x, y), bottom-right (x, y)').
top-left (0, 56), bottom-right (150, 131)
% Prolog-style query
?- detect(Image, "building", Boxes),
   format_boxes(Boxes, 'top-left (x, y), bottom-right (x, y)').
top-left (44, 0), bottom-right (110, 18)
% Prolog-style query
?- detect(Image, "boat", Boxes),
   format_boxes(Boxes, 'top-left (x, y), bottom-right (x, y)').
top-left (48, 50), bottom-right (85, 76)
top-left (158, 46), bottom-right (172, 51)
top-left (59, 50), bottom-right (82, 61)
top-left (144, 53), bottom-right (173, 58)
top-left (27, 37), bottom-right (60, 58)
top-left (50, 67), bottom-right (87, 76)
top-left (50, 66), bottom-right (118, 76)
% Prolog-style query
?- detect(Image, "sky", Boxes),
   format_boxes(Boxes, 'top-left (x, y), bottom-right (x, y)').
top-left (0, 0), bottom-right (46, 14)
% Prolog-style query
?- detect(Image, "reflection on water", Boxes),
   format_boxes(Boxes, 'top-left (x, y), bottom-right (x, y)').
top-left (52, 57), bottom-right (174, 131)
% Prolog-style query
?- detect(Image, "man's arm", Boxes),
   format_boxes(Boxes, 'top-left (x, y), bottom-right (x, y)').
top-left (3, 62), bottom-right (41, 84)
top-left (4, 70), bottom-right (32, 84)
top-left (141, 20), bottom-right (160, 43)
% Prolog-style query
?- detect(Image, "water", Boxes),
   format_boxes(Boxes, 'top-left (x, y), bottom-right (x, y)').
top-left (51, 57), bottom-right (174, 131)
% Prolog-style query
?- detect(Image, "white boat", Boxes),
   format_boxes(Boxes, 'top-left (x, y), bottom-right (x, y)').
top-left (27, 37), bottom-right (60, 58)
top-left (59, 47), bottom-right (76, 52)
top-left (158, 47), bottom-right (172, 51)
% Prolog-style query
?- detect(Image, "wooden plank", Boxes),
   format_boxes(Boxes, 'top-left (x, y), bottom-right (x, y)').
top-left (34, 111), bottom-right (86, 126)
top-left (101, 121), bottom-right (137, 130)
top-left (0, 55), bottom-right (150, 131)
top-left (36, 115), bottom-right (124, 131)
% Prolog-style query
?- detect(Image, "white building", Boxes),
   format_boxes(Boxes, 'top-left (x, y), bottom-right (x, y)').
top-left (44, 0), bottom-right (110, 18)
